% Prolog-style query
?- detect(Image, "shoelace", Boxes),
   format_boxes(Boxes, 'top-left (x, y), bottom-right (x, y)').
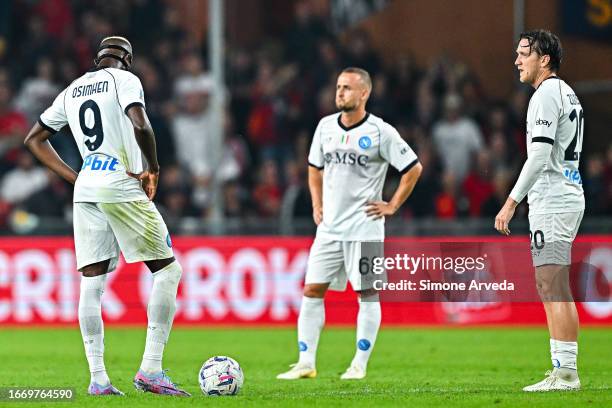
top-left (542, 370), bottom-right (558, 386)
top-left (160, 369), bottom-right (180, 388)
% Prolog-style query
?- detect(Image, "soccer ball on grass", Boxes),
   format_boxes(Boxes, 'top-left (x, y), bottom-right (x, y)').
top-left (198, 356), bottom-right (244, 396)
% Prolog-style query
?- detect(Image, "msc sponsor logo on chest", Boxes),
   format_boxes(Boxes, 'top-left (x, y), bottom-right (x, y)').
top-left (82, 154), bottom-right (119, 171)
top-left (324, 151), bottom-right (369, 167)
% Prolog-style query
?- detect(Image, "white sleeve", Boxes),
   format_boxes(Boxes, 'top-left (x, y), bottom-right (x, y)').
top-left (38, 89), bottom-right (68, 133)
top-left (118, 73), bottom-right (146, 114)
top-left (509, 88), bottom-right (560, 203)
top-left (509, 142), bottom-right (553, 203)
top-left (308, 121), bottom-right (324, 169)
top-left (530, 88), bottom-right (560, 144)
top-left (379, 122), bottom-right (418, 173)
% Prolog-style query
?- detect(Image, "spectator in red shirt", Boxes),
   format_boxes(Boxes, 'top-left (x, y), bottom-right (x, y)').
top-left (435, 171), bottom-right (458, 219)
top-left (252, 159), bottom-right (282, 217)
top-left (0, 75), bottom-right (28, 170)
top-left (462, 150), bottom-right (494, 217)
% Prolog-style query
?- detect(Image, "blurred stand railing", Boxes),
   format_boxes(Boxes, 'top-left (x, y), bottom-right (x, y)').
top-left (2, 215), bottom-right (611, 237)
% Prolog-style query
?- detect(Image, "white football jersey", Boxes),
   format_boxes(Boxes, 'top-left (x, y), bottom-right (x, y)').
top-left (39, 67), bottom-right (148, 203)
top-left (525, 77), bottom-right (585, 214)
top-left (308, 112), bottom-right (418, 241)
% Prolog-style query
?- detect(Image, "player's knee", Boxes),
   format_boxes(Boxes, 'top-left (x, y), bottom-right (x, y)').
top-left (157, 260), bottom-right (182, 286)
top-left (357, 288), bottom-right (379, 301)
top-left (535, 265), bottom-right (570, 301)
top-left (80, 260), bottom-right (110, 277)
top-left (303, 284), bottom-right (327, 298)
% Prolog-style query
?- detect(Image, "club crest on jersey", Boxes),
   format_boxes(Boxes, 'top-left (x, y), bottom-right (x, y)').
top-left (358, 136), bottom-right (372, 149)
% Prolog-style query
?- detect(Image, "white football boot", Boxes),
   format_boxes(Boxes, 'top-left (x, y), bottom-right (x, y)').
top-left (276, 363), bottom-right (317, 380)
top-left (523, 370), bottom-right (580, 392)
top-left (340, 364), bottom-right (366, 380)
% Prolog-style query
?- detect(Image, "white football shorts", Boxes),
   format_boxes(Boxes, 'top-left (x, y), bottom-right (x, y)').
top-left (528, 210), bottom-right (584, 267)
top-left (73, 200), bottom-right (174, 272)
top-left (305, 237), bottom-right (383, 291)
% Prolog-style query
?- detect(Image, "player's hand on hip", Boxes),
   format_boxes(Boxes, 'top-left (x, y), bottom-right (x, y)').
top-left (313, 205), bottom-right (323, 226)
top-left (365, 201), bottom-right (395, 220)
top-left (494, 198), bottom-right (517, 236)
top-left (127, 170), bottom-right (159, 200)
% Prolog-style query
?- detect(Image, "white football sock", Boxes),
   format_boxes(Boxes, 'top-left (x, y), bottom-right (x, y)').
top-left (351, 295), bottom-right (381, 369)
top-left (550, 338), bottom-right (578, 372)
top-left (297, 296), bottom-right (325, 367)
top-left (140, 261), bottom-right (182, 375)
top-left (78, 274), bottom-right (110, 386)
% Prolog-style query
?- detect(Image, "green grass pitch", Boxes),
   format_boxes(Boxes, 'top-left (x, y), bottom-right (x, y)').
top-left (0, 327), bottom-right (610, 407)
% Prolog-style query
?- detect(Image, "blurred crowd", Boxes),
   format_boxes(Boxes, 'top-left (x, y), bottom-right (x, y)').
top-left (0, 0), bottom-right (610, 232)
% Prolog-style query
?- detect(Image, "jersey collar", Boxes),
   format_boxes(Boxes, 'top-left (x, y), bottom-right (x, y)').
top-left (536, 75), bottom-right (560, 90)
top-left (337, 112), bottom-right (370, 131)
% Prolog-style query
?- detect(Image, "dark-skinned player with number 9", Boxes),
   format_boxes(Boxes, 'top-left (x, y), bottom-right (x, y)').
top-left (24, 36), bottom-right (190, 397)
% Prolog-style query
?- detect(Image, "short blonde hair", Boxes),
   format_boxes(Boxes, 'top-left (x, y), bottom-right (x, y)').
top-left (341, 67), bottom-right (372, 91)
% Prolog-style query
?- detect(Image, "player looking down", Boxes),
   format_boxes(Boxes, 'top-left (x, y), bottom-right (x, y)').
top-left (277, 67), bottom-right (422, 380)
top-left (495, 30), bottom-right (585, 392)
top-left (24, 36), bottom-right (190, 397)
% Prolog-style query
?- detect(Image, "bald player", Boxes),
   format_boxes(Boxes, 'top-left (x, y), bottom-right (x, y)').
top-left (277, 67), bottom-right (422, 380)
top-left (25, 36), bottom-right (190, 397)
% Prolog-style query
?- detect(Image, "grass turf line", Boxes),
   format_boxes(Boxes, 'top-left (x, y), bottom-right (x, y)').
top-left (0, 327), bottom-right (610, 407)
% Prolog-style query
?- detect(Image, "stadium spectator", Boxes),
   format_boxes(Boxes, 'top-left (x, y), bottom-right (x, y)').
top-left (0, 74), bottom-right (28, 171)
top-left (15, 58), bottom-right (60, 123)
top-left (171, 54), bottom-right (215, 211)
top-left (22, 169), bottom-right (71, 218)
top-left (252, 159), bottom-right (282, 217)
top-left (583, 154), bottom-right (607, 216)
top-left (481, 171), bottom-right (512, 217)
top-left (0, 149), bottom-right (49, 205)
top-left (157, 164), bottom-right (195, 227)
top-left (434, 171), bottom-right (458, 219)
top-left (432, 93), bottom-right (483, 184)
top-left (462, 150), bottom-right (495, 217)
top-left (285, 0), bottom-right (330, 72)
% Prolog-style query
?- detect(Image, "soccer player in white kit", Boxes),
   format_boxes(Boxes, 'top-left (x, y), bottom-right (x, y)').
top-left (24, 37), bottom-right (190, 397)
top-left (277, 67), bottom-right (422, 380)
top-left (495, 30), bottom-right (584, 391)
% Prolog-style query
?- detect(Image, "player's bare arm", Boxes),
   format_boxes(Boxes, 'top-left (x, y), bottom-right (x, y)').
top-left (366, 162), bottom-right (422, 220)
top-left (24, 123), bottom-right (78, 185)
top-left (125, 104), bottom-right (160, 200)
top-left (308, 165), bottom-right (323, 225)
